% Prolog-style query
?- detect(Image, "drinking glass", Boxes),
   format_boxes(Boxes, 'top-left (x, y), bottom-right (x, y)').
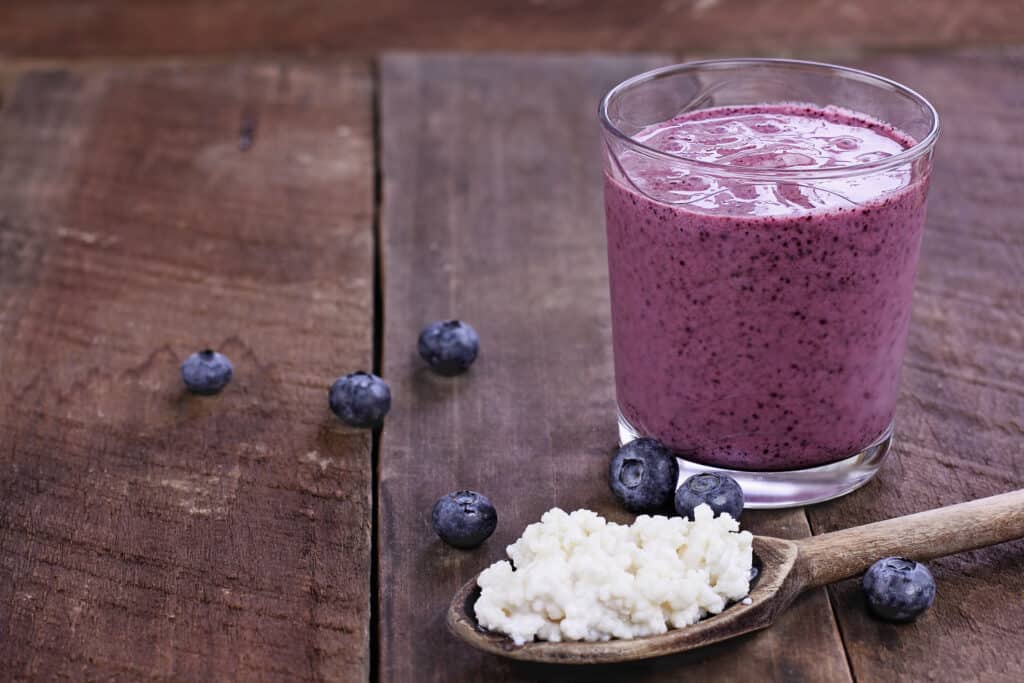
top-left (600, 59), bottom-right (939, 507)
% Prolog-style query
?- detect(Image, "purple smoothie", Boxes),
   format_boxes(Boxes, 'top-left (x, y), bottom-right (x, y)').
top-left (604, 104), bottom-right (930, 470)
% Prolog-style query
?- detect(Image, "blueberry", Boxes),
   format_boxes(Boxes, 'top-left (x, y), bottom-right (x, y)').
top-left (862, 557), bottom-right (936, 622)
top-left (181, 349), bottom-right (233, 395)
top-left (418, 320), bottom-right (480, 375)
top-left (675, 472), bottom-right (744, 520)
top-left (608, 438), bottom-right (679, 513)
top-left (329, 372), bottom-right (391, 428)
top-left (432, 490), bottom-right (497, 549)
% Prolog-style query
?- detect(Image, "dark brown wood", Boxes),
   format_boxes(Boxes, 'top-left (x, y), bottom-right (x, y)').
top-left (805, 51), bottom-right (1024, 682)
top-left (0, 65), bottom-right (15, 111)
top-left (378, 53), bottom-right (851, 683)
top-left (2, 1), bottom-right (1024, 59)
top-left (2, 46), bottom-right (1019, 682)
top-left (0, 61), bottom-right (375, 680)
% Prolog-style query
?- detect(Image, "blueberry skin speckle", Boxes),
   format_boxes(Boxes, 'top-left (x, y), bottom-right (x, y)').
top-left (329, 372), bottom-right (391, 428)
top-left (181, 349), bottom-right (233, 395)
top-left (432, 490), bottom-right (498, 549)
top-left (675, 472), bottom-right (744, 520)
top-left (418, 320), bottom-right (480, 375)
top-left (862, 557), bottom-right (936, 622)
top-left (608, 438), bottom-right (680, 513)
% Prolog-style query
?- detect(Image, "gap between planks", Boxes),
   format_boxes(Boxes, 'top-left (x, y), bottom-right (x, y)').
top-left (369, 57), bottom-right (385, 683)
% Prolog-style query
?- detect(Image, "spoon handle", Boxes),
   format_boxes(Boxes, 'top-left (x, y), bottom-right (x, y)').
top-left (795, 488), bottom-right (1024, 588)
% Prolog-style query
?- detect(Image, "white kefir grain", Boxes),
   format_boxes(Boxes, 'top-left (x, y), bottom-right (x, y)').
top-left (474, 505), bottom-right (753, 645)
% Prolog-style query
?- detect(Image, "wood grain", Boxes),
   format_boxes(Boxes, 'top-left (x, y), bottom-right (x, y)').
top-left (378, 53), bottom-right (851, 683)
top-left (2, 1), bottom-right (1024, 59)
top-left (0, 61), bottom-right (375, 680)
top-left (804, 51), bottom-right (1024, 682)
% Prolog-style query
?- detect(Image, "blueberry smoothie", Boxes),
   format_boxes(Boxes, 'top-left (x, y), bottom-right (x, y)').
top-left (604, 104), bottom-right (930, 470)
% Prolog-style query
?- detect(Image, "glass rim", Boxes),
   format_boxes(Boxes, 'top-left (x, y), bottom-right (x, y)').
top-left (598, 58), bottom-right (941, 180)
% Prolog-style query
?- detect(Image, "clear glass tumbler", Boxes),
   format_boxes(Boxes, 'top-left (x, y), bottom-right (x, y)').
top-left (600, 59), bottom-right (939, 507)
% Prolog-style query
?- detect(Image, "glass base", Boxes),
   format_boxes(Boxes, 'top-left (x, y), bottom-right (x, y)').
top-left (617, 412), bottom-right (893, 509)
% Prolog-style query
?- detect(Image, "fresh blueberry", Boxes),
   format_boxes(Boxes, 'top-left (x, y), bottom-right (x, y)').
top-left (329, 372), bottom-right (391, 428)
top-left (432, 490), bottom-right (497, 549)
top-left (862, 557), bottom-right (936, 622)
top-left (181, 349), bottom-right (233, 395)
top-left (418, 320), bottom-right (480, 375)
top-left (675, 472), bottom-right (744, 521)
top-left (608, 438), bottom-right (680, 513)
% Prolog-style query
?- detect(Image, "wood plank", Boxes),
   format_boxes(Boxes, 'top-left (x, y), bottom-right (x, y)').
top-left (378, 53), bottom-right (851, 683)
top-left (0, 61), bottom-right (375, 680)
top-left (2, 1), bottom-right (1024, 59)
top-left (803, 51), bottom-right (1024, 682)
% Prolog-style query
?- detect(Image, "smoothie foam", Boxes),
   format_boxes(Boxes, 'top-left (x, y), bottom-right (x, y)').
top-left (605, 104), bottom-right (929, 470)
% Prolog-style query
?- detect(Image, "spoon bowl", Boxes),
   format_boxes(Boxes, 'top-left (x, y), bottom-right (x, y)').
top-left (448, 536), bottom-right (798, 664)
top-left (448, 489), bottom-right (1024, 664)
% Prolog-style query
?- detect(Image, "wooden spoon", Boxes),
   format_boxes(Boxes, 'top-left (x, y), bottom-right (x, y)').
top-left (448, 489), bottom-right (1024, 664)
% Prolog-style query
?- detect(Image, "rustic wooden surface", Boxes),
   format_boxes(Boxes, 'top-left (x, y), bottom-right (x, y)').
top-left (0, 61), bottom-right (376, 680)
top-left (2, 1), bottom-right (1024, 60)
top-left (1, 46), bottom-right (1022, 683)
top-left (377, 53), bottom-right (851, 683)
top-left (805, 50), bottom-right (1024, 682)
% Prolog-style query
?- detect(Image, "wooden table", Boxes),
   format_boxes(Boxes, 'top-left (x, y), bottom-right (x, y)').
top-left (0, 50), bottom-right (1021, 682)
